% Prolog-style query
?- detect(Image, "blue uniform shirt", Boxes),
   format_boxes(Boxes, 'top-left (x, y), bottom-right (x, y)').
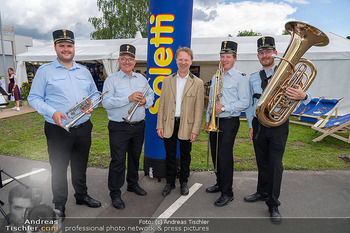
top-left (245, 65), bottom-right (312, 128)
top-left (206, 68), bottom-right (250, 122)
top-left (28, 59), bottom-right (98, 126)
top-left (102, 70), bottom-right (154, 122)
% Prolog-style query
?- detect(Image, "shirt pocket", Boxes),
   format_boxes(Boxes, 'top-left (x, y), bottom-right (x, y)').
top-left (75, 75), bottom-right (90, 91)
top-left (222, 80), bottom-right (235, 90)
top-left (114, 83), bottom-right (129, 97)
top-left (252, 79), bottom-right (263, 94)
top-left (136, 82), bottom-right (146, 92)
top-left (49, 76), bottom-right (68, 93)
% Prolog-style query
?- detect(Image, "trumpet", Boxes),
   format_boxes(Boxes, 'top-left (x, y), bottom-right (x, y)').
top-left (205, 62), bottom-right (224, 172)
top-left (123, 78), bottom-right (151, 124)
top-left (63, 90), bottom-right (108, 132)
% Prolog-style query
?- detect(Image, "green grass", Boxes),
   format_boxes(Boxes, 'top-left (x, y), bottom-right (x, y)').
top-left (0, 107), bottom-right (349, 171)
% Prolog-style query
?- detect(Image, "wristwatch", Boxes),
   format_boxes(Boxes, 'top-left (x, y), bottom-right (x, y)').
top-left (221, 106), bottom-right (225, 112)
top-left (303, 94), bottom-right (308, 100)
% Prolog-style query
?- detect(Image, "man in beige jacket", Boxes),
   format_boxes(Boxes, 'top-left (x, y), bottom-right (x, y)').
top-left (157, 47), bottom-right (204, 197)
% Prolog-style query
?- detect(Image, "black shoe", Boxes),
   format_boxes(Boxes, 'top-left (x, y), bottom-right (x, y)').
top-left (269, 206), bottom-right (282, 224)
top-left (112, 197), bottom-right (125, 210)
top-left (162, 184), bottom-right (175, 197)
top-left (214, 194), bottom-right (234, 207)
top-left (54, 205), bottom-right (66, 219)
top-left (244, 192), bottom-right (268, 203)
top-left (127, 185), bottom-right (147, 196)
top-left (206, 184), bottom-right (220, 193)
top-left (76, 195), bottom-right (101, 208)
top-left (180, 182), bottom-right (189, 196)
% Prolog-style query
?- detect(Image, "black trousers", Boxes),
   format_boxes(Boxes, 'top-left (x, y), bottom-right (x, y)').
top-left (45, 120), bottom-right (92, 206)
top-left (210, 117), bottom-right (240, 196)
top-left (252, 117), bottom-right (289, 208)
top-left (108, 120), bottom-right (145, 199)
top-left (164, 119), bottom-right (192, 186)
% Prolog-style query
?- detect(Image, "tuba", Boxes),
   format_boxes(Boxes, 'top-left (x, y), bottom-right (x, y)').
top-left (256, 21), bottom-right (329, 127)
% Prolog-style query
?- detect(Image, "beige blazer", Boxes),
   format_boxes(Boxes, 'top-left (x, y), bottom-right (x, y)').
top-left (157, 72), bottom-right (204, 140)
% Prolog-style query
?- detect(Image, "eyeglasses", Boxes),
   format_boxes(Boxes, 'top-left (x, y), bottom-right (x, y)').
top-left (258, 49), bottom-right (274, 56)
top-left (120, 57), bottom-right (135, 62)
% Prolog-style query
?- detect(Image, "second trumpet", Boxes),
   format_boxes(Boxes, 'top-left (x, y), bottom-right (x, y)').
top-left (123, 78), bottom-right (151, 124)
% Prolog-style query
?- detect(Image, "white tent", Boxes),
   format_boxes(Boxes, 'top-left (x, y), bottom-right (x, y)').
top-left (15, 33), bottom-right (350, 115)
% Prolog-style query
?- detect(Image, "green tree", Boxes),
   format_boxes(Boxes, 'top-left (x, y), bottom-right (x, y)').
top-left (89, 0), bottom-right (149, 39)
top-left (282, 29), bottom-right (289, 35)
top-left (347, 36), bottom-right (350, 40)
top-left (236, 30), bottom-right (261, 37)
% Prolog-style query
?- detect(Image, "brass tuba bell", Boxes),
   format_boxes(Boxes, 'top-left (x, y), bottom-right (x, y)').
top-left (256, 21), bottom-right (329, 127)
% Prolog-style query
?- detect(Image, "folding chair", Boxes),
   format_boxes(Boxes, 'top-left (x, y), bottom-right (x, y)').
top-left (0, 86), bottom-right (9, 112)
top-left (311, 113), bottom-right (350, 143)
top-left (291, 97), bottom-right (344, 126)
top-left (291, 97), bottom-right (320, 117)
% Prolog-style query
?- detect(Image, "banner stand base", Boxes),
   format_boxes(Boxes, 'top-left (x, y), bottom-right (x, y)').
top-left (143, 155), bottom-right (180, 180)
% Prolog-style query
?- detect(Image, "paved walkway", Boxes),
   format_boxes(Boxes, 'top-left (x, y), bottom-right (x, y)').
top-left (1, 154), bottom-right (349, 233)
top-left (0, 105), bottom-right (36, 119)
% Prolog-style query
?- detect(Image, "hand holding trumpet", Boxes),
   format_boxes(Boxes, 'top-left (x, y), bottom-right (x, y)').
top-left (128, 91), bottom-right (146, 106)
top-left (53, 99), bottom-right (94, 127)
top-left (53, 111), bottom-right (67, 127)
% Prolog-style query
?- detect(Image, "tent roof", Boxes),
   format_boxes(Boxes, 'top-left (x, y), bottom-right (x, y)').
top-left (192, 33), bottom-right (350, 61)
top-left (16, 33), bottom-right (350, 63)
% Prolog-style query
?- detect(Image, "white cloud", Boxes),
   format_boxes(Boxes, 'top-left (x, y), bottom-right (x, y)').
top-left (1, 0), bottom-right (101, 40)
top-left (1, 0), bottom-right (298, 44)
top-left (283, 0), bottom-right (310, 4)
top-left (192, 1), bottom-right (297, 37)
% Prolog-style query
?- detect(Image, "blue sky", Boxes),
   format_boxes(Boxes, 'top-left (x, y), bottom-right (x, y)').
top-left (193, 0), bottom-right (350, 38)
top-left (283, 0), bottom-right (349, 37)
top-left (1, 0), bottom-right (349, 47)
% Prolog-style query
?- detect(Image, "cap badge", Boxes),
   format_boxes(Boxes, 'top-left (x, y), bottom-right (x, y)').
top-left (127, 45), bottom-right (130, 52)
top-left (63, 29), bottom-right (66, 37)
top-left (262, 37), bottom-right (265, 46)
top-left (224, 41), bottom-right (227, 48)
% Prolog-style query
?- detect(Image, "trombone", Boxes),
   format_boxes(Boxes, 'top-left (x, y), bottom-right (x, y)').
top-left (205, 62), bottom-right (223, 172)
top-left (123, 78), bottom-right (151, 124)
top-left (63, 90), bottom-right (108, 132)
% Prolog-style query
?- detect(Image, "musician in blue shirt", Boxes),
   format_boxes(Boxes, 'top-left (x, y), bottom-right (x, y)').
top-left (205, 41), bottom-right (250, 207)
top-left (244, 36), bottom-right (311, 224)
top-left (28, 29), bottom-right (101, 218)
top-left (102, 44), bottom-right (154, 210)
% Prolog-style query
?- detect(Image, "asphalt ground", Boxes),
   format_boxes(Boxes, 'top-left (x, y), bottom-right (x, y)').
top-left (1, 154), bottom-right (350, 233)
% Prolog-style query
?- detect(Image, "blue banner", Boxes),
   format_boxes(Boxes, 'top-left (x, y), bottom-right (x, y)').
top-left (144, 0), bottom-right (193, 177)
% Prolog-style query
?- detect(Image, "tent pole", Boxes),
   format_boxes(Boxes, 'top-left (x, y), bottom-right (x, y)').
top-left (0, 11), bottom-right (8, 89)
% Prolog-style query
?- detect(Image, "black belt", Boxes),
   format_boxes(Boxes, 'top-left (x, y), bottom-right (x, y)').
top-left (46, 120), bottom-right (89, 129)
top-left (175, 117), bottom-right (180, 122)
top-left (219, 116), bottom-right (239, 120)
top-left (71, 119), bottom-right (90, 129)
top-left (128, 120), bottom-right (144, 125)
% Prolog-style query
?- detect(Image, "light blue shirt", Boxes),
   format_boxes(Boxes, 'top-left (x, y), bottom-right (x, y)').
top-left (206, 68), bottom-right (250, 122)
top-left (102, 70), bottom-right (154, 122)
top-left (28, 59), bottom-right (98, 126)
top-left (245, 65), bottom-right (312, 128)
